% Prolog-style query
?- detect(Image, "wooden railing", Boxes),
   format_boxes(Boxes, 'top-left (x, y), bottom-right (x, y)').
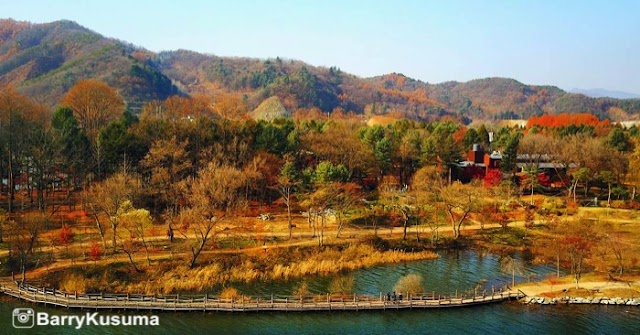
top-left (0, 282), bottom-right (525, 312)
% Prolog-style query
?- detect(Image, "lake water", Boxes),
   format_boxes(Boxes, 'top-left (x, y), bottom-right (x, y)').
top-left (1, 251), bottom-right (638, 334)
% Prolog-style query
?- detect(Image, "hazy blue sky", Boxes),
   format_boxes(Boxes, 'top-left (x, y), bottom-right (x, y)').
top-left (3, 0), bottom-right (639, 93)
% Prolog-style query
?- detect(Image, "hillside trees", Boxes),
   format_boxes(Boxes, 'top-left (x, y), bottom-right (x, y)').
top-left (51, 107), bottom-right (91, 190)
top-left (0, 87), bottom-right (50, 212)
top-left (61, 80), bottom-right (126, 180)
top-left (140, 136), bottom-right (192, 214)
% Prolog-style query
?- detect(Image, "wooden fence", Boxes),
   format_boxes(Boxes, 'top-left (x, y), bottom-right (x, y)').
top-left (0, 282), bottom-right (525, 312)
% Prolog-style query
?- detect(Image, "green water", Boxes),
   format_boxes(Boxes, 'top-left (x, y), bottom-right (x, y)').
top-left (1, 251), bottom-right (638, 334)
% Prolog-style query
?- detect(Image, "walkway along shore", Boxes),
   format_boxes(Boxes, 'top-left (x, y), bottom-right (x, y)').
top-left (0, 283), bottom-right (524, 312)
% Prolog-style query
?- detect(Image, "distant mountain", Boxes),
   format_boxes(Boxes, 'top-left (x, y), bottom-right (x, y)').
top-left (571, 88), bottom-right (640, 100)
top-left (0, 19), bottom-right (177, 109)
top-left (2, 18), bottom-right (640, 121)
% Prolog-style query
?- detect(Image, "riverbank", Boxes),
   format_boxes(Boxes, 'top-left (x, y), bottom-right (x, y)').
top-left (37, 242), bottom-right (438, 294)
top-left (515, 276), bottom-right (640, 305)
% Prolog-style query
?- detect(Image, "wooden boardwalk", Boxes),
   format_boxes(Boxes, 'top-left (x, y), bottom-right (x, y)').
top-left (0, 283), bottom-right (525, 312)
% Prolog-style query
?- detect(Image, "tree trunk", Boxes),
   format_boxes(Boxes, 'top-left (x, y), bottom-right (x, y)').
top-left (111, 222), bottom-right (117, 254)
top-left (141, 235), bottom-right (151, 266)
top-left (91, 212), bottom-right (107, 250)
top-left (123, 248), bottom-right (141, 272)
top-left (402, 219), bottom-right (408, 240)
top-left (373, 217), bottom-right (378, 237)
top-left (8, 157), bottom-right (14, 213)
top-left (190, 239), bottom-right (207, 269)
top-left (320, 215), bottom-right (325, 247)
top-left (286, 196), bottom-right (292, 240)
top-left (531, 177), bottom-right (535, 206)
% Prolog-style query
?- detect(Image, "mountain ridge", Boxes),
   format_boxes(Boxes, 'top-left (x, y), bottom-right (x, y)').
top-left (570, 88), bottom-right (640, 100)
top-left (2, 18), bottom-right (640, 121)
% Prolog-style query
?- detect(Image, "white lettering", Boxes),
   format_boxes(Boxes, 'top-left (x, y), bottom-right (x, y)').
top-left (133, 315), bottom-right (147, 325)
top-left (85, 312), bottom-right (98, 327)
top-left (36, 312), bottom-right (49, 326)
top-left (25, 311), bottom-right (159, 328)
top-left (74, 314), bottom-right (84, 329)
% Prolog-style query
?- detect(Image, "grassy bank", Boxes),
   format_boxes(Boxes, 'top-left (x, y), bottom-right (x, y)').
top-left (43, 242), bottom-right (437, 294)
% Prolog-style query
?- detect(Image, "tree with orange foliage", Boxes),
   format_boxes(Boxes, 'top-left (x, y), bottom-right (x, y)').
top-left (212, 93), bottom-right (248, 120)
top-left (62, 79), bottom-right (124, 141)
top-left (526, 113), bottom-right (609, 129)
top-left (88, 242), bottom-right (102, 265)
top-left (58, 224), bottom-right (74, 252)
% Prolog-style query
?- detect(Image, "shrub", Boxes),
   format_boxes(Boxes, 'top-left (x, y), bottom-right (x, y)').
top-left (59, 273), bottom-right (88, 293)
top-left (328, 275), bottom-right (354, 295)
top-left (293, 281), bottom-right (309, 297)
top-left (219, 287), bottom-right (240, 300)
top-left (566, 201), bottom-right (579, 215)
top-left (393, 273), bottom-right (424, 295)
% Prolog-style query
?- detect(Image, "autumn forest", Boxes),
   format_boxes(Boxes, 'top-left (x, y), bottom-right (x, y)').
top-left (1, 19), bottom-right (640, 298)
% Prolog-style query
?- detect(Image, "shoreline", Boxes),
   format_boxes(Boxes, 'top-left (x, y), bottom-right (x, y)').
top-left (515, 278), bottom-right (640, 306)
top-left (522, 296), bottom-right (640, 306)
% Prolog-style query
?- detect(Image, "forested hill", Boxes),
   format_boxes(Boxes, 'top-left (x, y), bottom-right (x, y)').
top-left (2, 18), bottom-right (640, 121)
top-left (0, 19), bottom-right (177, 109)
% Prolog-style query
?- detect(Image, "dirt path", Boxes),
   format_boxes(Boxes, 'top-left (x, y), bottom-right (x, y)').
top-left (4, 219), bottom-right (536, 283)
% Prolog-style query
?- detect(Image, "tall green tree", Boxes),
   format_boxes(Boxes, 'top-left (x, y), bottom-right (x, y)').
top-left (500, 133), bottom-right (521, 176)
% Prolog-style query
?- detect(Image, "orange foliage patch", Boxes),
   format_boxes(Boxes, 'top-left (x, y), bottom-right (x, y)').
top-left (526, 113), bottom-right (611, 129)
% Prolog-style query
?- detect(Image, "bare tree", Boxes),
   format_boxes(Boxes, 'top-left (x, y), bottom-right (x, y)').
top-left (500, 255), bottom-right (525, 287)
top-left (440, 182), bottom-right (483, 240)
top-left (6, 214), bottom-right (47, 283)
top-left (183, 162), bottom-right (247, 268)
top-left (87, 173), bottom-right (142, 253)
top-left (276, 162), bottom-right (298, 240)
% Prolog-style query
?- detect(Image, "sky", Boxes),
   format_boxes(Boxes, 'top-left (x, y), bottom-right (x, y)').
top-left (2, 0), bottom-right (640, 94)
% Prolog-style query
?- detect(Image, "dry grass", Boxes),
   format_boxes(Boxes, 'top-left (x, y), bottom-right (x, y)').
top-left (122, 244), bottom-right (437, 294)
top-left (219, 287), bottom-right (240, 299)
top-left (59, 273), bottom-right (88, 293)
